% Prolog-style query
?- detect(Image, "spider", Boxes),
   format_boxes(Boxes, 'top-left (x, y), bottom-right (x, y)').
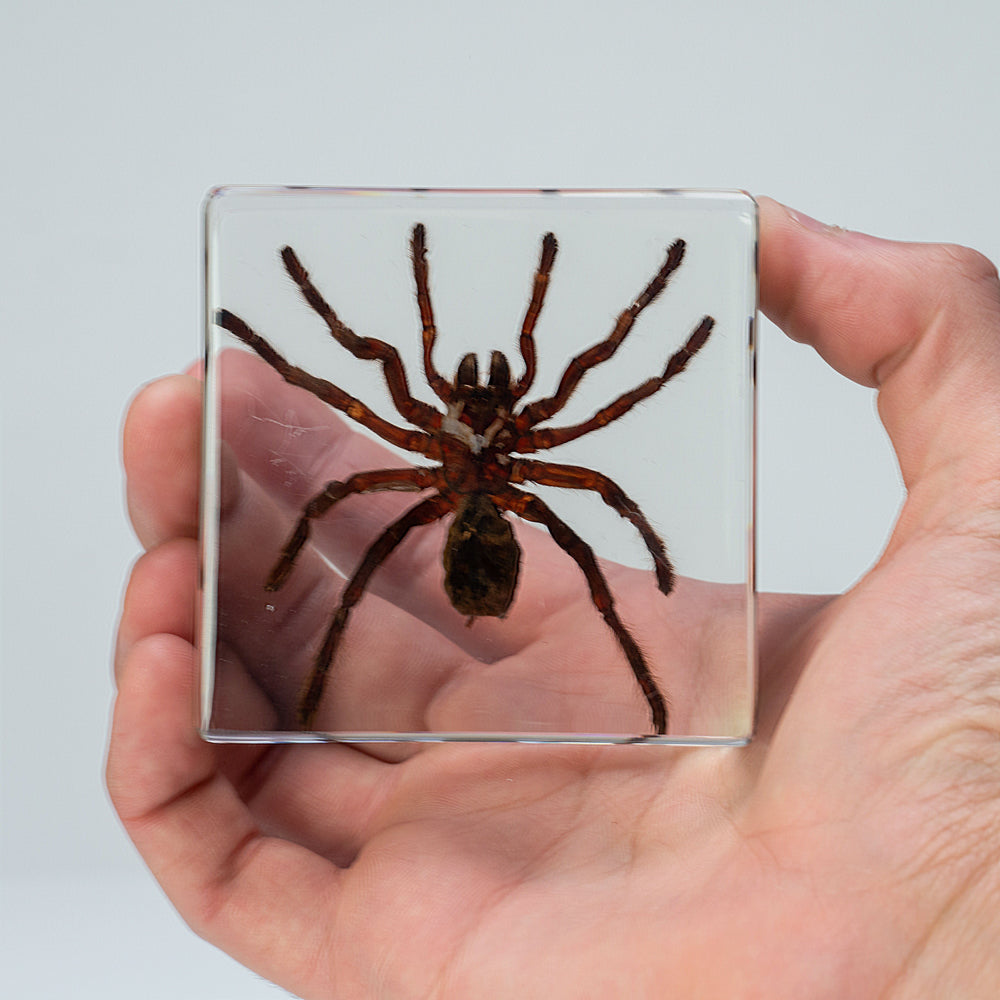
top-left (216, 224), bottom-right (714, 735)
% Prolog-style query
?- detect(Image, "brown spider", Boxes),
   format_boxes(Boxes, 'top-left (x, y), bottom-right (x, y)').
top-left (216, 225), bottom-right (714, 735)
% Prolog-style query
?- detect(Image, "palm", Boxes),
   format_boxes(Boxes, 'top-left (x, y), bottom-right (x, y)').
top-left (228, 570), bottom-right (933, 996)
top-left (108, 199), bottom-right (1000, 998)
top-left (212, 578), bottom-right (938, 997)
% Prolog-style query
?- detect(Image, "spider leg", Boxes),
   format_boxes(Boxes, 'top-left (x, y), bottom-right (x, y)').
top-left (297, 493), bottom-right (452, 729)
top-left (515, 239), bottom-right (688, 431)
top-left (265, 466), bottom-right (441, 591)
top-left (510, 459), bottom-right (674, 595)
top-left (511, 232), bottom-right (559, 400)
top-left (217, 309), bottom-right (433, 455)
top-left (520, 315), bottom-right (714, 452)
top-left (279, 245), bottom-right (442, 431)
top-left (410, 223), bottom-right (453, 404)
top-left (497, 487), bottom-right (668, 736)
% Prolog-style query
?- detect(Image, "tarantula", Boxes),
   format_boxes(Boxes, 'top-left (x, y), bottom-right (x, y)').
top-left (216, 224), bottom-right (714, 735)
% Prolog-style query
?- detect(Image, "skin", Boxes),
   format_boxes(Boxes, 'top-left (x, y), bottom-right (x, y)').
top-left (107, 197), bottom-right (1000, 999)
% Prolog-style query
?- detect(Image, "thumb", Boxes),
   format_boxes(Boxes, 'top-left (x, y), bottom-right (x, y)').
top-left (758, 197), bottom-right (1000, 527)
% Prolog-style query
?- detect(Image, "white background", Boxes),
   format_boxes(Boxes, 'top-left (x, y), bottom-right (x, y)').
top-left (2, 1), bottom-right (998, 996)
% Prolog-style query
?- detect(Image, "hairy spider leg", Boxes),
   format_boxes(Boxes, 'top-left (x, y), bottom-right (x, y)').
top-left (297, 493), bottom-right (452, 729)
top-left (410, 223), bottom-right (453, 404)
top-left (216, 310), bottom-right (433, 455)
top-left (498, 487), bottom-right (668, 735)
top-left (522, 315), bottom-right (715, 452)
top-left (264, 466), bottom-right (441, 592)
top-left (511, 232), bottom-right (559, 400)
top-left (510, 459), bottom-right (675, 595)
top-left (279, 246), bottom-right (442, 432)
top-left (515, 239), bottom-right (689, 431)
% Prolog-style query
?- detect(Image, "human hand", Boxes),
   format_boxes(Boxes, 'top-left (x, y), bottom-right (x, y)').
top-left (108, 197), bottom-right (1000, 998)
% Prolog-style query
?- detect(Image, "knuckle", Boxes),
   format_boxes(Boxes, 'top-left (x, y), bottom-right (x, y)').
top-left (929, 243), bottom-right (999, 287)
top-left (926, 244), bottom-right (1000, 329)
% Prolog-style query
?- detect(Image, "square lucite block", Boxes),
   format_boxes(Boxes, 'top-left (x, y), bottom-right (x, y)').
top-left (199, 187), bottom-right (757, 745)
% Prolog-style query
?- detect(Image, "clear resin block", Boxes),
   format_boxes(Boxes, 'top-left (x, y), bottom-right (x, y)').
top-left (200, 187), bottom-right (757, 744)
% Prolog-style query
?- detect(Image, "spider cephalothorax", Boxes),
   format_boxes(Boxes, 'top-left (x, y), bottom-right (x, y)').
top-left (216, 224), bottom-right (714, 735)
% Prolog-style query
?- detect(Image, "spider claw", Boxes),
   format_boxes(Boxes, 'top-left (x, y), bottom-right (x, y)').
top-left (540, 232), bottom-right (558, 269)
top-left (687, 315), bottom-right (715, 354)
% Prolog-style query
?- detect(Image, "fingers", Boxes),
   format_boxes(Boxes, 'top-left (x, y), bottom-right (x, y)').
top-left (114, 538), bottom-right (197, 685)
top-left (112, 496), bottom-right (406, 808)
top-left (123, 375), bottom-right (204, 549)
top-left (109, 575), bottom-right (416, 995)
top-left (758, 197), bottom-right (1000, 495)
top-left (106, 632), bottom-right (350, 996)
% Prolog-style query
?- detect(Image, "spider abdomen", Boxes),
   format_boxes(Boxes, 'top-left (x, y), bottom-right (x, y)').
top-left (443, 494), bottom-right (521, 618)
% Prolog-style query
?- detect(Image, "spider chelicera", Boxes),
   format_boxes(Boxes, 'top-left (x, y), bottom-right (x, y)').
top-left (216, 224), bottom-right (714, 735)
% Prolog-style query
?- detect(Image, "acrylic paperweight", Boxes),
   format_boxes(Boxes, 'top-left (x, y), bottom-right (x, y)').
top-left (199, 187), bottom-right (757, 745)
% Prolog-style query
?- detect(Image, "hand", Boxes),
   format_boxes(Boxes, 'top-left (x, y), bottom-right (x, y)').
top-left (107, 198), bottom-right (1000, 998)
